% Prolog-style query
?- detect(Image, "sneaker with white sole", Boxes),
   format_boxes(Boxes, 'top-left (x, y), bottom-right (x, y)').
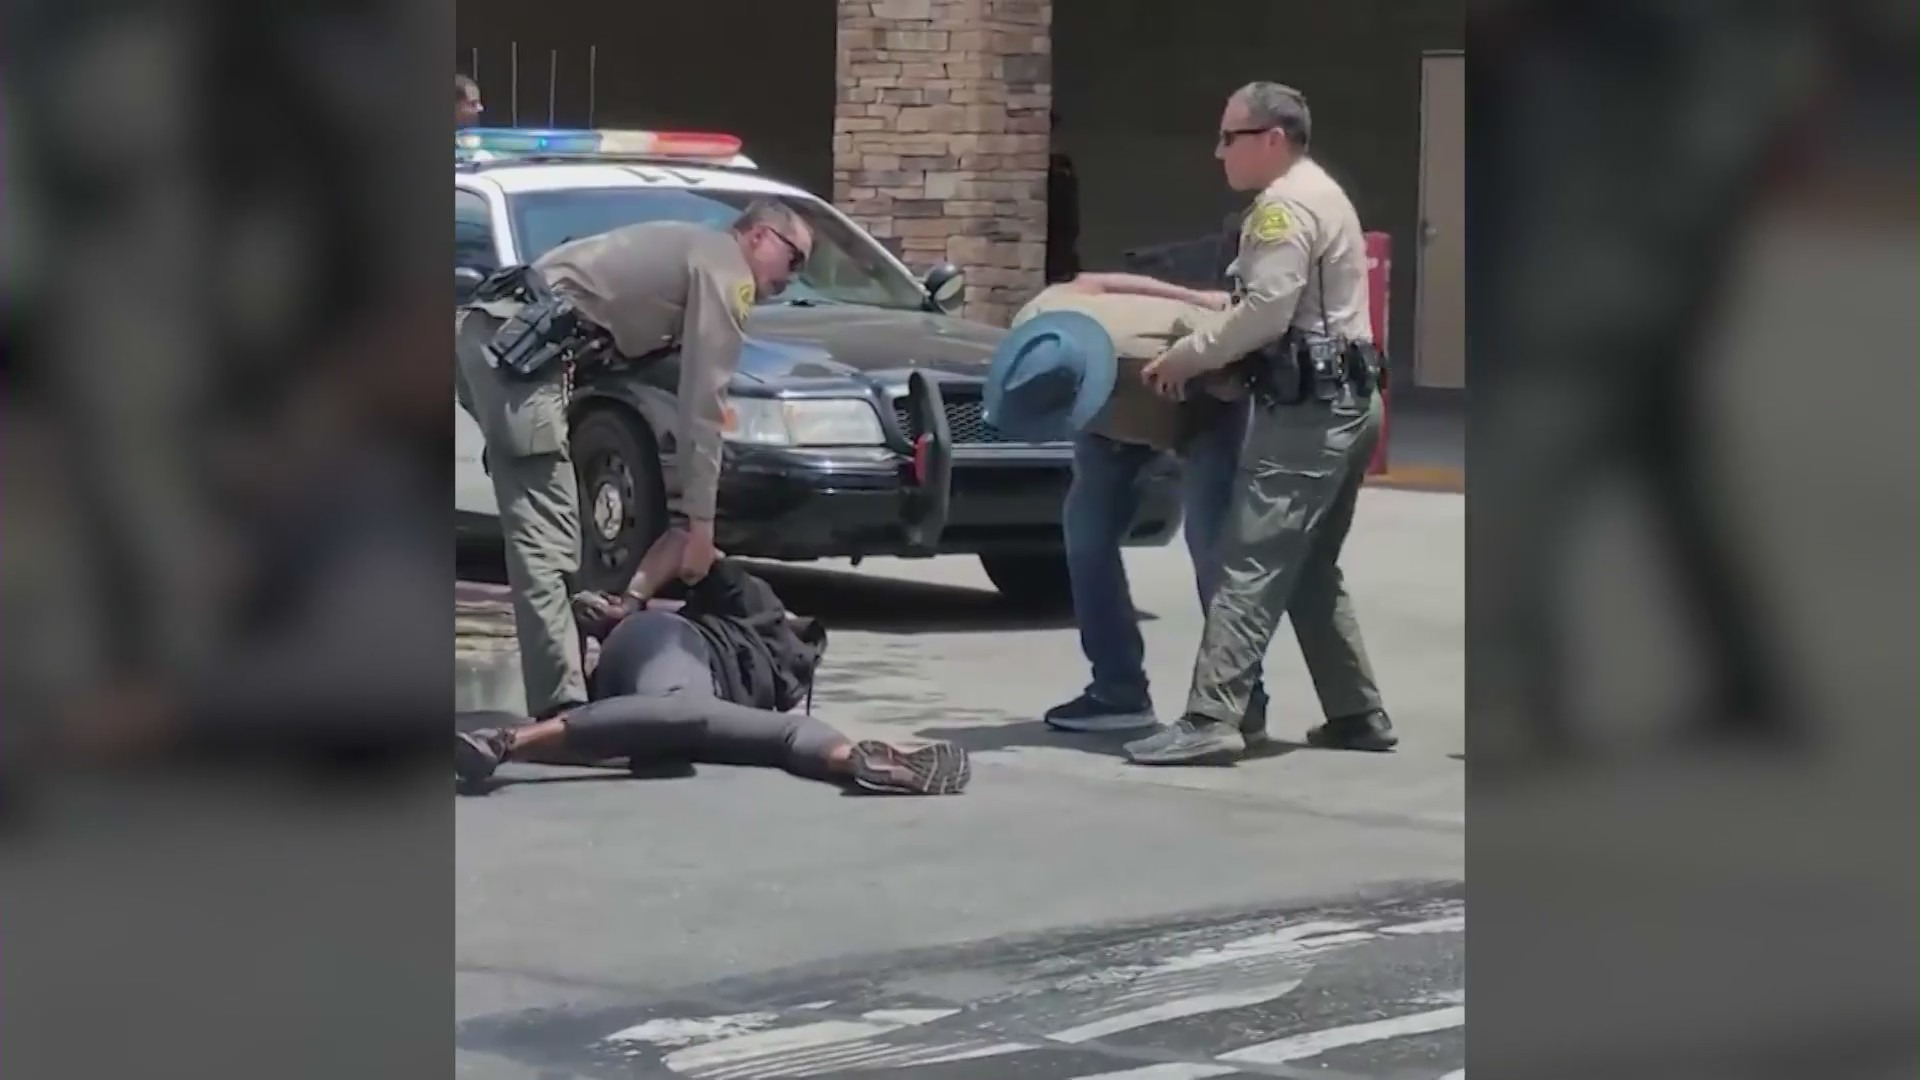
top-left (1125, 717), bottom-right (1245, 765)
top-left (1043, 693), bottom-right (1159, 733)
top-left (850, 740), bottom-right (971, 795)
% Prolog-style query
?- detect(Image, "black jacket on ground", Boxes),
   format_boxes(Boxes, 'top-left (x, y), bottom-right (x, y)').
top-left (669, 560), bottom-right (825, 712)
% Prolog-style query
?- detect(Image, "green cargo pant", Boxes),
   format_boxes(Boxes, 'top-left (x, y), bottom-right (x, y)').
top-left (1185, 387), bottom-right (1385, 727)
top-left (456, 308), bottom-right (588, 718)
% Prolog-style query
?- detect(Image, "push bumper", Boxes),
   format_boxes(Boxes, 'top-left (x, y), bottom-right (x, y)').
top-left (716, 445), bottom-right (1183, 562)
top-left (718, 369), bottom-right (961, 560)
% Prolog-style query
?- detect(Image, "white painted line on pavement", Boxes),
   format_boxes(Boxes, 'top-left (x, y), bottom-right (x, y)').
top-left (1379, 914), bottom-right (1466, 935)
top-left (662, 1019), bottom-right (899, 1076)
top-left (1220, 1005), bottom-right (1467, 1065)
top-left (908, 1040), bottom-right (1035, 1066)
top-left (667, 1006), bottom-right (980, 1079)
top-left (1151, 920), bottom-right (1376, 974)
top-left (860, 1007), bottom-right (960, 1026)
top-left (604, 1012), bottom-right (782, 1047)
top-left (731, 1014), bottom-right (970, 1078)
top-left (747, 1013), bottom-right (966, 1080)
top-left (1059, 919), bottom-right (1373, 1002)
top-left (1437, 1070), bottom-right (1466, 1080)
top-left (1062, 1063), bottom-right (1240, 1080)
top-left (1047, 980), bottom-right (1304, 1044)
top-left (762, 1038), bottom-right (936, 1077)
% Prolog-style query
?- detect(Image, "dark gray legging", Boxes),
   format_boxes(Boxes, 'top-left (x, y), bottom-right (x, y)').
top-left (568, 610), bottom-right (843, 780)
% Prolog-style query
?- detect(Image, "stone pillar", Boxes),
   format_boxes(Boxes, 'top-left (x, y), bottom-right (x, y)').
top-left (833, 0), bottom-right (1051, 327)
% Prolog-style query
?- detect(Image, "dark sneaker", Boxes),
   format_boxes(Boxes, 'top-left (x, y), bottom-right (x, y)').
top-left (1306, 710), bottom-right (1399, 752)
top-left (1125, 717), bottom-right (1245, 765)
top-left (1043, 693), bottom-right (1158, 733)
top-left (455, 729), bottom-right (511, 785)
top-left (1241, 685), bottom-right (1273, 748)
top-left (850, 740), bottom-right (971, 795)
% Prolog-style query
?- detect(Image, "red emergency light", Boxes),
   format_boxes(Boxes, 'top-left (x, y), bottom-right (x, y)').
top-left (594, 129), bottom-right (744, 160)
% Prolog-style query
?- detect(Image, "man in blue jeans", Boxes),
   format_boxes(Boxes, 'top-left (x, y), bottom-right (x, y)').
top-left (992, 278), bottom-right (1270, 741)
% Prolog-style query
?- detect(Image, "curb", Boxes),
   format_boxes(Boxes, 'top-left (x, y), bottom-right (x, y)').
top-left (1366, 465), bottom-right (1464, 494)
top-left (457, 646), bottom-right (526, 715)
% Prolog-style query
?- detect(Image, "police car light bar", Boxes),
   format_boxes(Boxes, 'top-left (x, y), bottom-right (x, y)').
top-left (454, 127), bottom-right (745, 162)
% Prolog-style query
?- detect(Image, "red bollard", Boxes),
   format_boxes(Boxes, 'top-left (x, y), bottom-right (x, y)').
top-left (1364, 232), bottom-right (1392, 476)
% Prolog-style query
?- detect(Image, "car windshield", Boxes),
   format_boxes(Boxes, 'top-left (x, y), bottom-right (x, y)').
top-left (508, 187), bottom-right (931, 311)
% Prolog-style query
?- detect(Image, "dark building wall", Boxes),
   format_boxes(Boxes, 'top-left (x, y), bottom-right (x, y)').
top-left (454, 0), bottom-right (1461, 355)
top-left (455, 0), bottom-right (839, 194)
top-left (1053, 0), bottom-right (1462, 363)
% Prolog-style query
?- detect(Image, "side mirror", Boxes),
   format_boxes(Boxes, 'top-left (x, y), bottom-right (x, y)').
top-left (922, 263), bottom-right (966, 313)
top-left (455, 266), bottom-right (487, 303)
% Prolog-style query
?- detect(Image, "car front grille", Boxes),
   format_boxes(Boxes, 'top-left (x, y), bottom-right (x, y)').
top-left (893, 394), bottom-right (1039, 446)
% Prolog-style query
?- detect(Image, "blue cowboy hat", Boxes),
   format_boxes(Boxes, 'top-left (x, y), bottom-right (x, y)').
top-left (980, 311), bottom-right (1119, 442)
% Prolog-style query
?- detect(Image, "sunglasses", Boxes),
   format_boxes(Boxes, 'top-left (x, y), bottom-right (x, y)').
top-left (1217, 126), bottom-right (1275, 148)
top-left (765, 227), bottom-right (808, 273)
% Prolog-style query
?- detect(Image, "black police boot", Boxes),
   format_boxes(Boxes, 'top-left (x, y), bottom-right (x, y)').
top-left (1241, 685), bottom-right (1272, 748)
top-left (1306, 710), bottom-right (1398, 753)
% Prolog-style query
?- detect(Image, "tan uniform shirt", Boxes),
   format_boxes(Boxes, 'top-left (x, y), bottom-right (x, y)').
top-left (1013, 286), bottom-right (1231, 451)
top-left (536, 221), bottom-right (756, 521)
top-left (1160, 158), bottom-right (1372, 374)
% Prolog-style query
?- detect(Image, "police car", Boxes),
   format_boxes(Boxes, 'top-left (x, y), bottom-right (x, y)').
top-left (455, 127), bottom-right (1182, 605)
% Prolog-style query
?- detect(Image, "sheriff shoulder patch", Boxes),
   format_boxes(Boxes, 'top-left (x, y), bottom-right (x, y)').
top-left (733, 280), bottom-right (755, 321)
top-left (1249, 203), bottom-right (1293, 243)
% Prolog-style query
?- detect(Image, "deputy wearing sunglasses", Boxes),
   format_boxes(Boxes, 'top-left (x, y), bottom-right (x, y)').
top-left (456, 199), bottom-right (812, 722)
top-left (1119, 82), bottom-right (1394, 765)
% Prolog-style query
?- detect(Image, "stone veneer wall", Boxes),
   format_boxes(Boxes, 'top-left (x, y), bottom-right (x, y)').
top-left (833, 0), bottom-right (1052, 327)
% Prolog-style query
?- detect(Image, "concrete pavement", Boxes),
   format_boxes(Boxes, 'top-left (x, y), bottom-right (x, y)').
top-left (463, 885), bottom-right (1464, 1079)
top-left (456, 487), bottom-right (1464, 1079)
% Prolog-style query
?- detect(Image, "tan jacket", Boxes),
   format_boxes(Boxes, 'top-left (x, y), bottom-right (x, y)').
top-left (1159, 157), bottom-right (1372, 375)
top-left (1012, 286), bottom-right (1232, 451)
top-left (536, 221), bottom-right (756, 521)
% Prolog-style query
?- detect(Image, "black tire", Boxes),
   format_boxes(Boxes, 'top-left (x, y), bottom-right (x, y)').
top-left (570, 407), bottom-right (667, 594)
top-left (979, 551), bottom-right (1074, 610)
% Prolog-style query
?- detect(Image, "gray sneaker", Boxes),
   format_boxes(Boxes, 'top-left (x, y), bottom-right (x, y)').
top-left (1044, 693), bottom-right (1158, 733)
top-left (1125, 717), bottom-right (1245, 765)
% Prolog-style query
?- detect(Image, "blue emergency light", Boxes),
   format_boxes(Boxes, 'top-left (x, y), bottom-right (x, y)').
top-left (456, 128), bottom-right (602, 156)
top-left (455, 127), bottom-right (745, 162)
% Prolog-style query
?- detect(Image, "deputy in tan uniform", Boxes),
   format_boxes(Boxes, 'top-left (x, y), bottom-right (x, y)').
top-left (1125, 81), bottom-right (1394, 765)
top-left (455, 199), bottom-right (812, 719)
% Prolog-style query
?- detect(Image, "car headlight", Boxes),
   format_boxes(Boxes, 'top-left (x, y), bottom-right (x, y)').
top-left (724, 396), bottom-right (886, 447)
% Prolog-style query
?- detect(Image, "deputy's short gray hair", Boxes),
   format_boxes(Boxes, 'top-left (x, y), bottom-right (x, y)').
top-left (1232, 82), bottom-right (1311, 151)
top-left (731, 198), bottom-right (807, 238)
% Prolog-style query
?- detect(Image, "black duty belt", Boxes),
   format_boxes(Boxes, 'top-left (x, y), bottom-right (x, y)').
top-left (1231, 330), bottom-right (1386, 409)
top-left (471, 265), bottom-right (611, 382)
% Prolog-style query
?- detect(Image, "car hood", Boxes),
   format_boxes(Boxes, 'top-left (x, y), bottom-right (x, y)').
top-left (735, 304), bottom-right (1005, 390)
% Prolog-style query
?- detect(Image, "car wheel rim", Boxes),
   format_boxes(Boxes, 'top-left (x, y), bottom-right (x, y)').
top-left (592, 479), bottom-right (625, 542)
top-left (586, 449), bottom-right (636, 574)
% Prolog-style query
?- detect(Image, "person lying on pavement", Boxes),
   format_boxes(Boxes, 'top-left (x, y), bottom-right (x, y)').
top-left (454, 528), bottom-right (970, 796)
